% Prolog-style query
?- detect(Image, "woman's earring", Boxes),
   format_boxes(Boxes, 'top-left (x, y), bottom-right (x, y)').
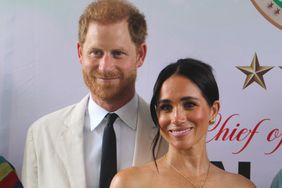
top-left (209, 119), bottom-right (215, 125)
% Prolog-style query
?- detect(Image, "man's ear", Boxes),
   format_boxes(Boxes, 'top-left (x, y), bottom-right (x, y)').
top-left (136, 43), bottom-right (147, 68)
top-left (77, 42), bottom-right (83, 64)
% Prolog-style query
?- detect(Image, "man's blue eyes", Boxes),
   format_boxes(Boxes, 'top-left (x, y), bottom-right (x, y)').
top-left (89, 50), bottom-right (125, 57)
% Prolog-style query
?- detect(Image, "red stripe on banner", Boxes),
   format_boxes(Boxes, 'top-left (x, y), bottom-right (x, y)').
top-left (0, 171), bottom-right (18, 188)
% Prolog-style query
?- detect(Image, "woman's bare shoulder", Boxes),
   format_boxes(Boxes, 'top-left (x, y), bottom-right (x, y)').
top-left (211, 164), bottom-right (256, 188)
top-left (110, 162), bottom-right (157, 188)
top-left (227, 173), bottom-right (256, 188)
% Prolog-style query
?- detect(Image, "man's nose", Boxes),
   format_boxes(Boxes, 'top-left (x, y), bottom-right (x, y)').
top-left (98, 54), bottom-right (114, 72)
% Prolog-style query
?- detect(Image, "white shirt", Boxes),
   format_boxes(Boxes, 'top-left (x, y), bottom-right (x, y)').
top-left (84, 94), bottom-right (138, 188)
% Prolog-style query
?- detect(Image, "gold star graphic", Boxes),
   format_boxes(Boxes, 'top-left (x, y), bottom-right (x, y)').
top-left (236, 53), bottom-right (274, 89)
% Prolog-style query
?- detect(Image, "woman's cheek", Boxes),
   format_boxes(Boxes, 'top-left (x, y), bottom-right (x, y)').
top-left (190, 109), bottom-right (206, 122)
top-left (158, 114), bottom-right (169, 129)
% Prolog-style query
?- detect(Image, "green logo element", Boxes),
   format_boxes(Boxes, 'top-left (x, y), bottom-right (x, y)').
top-left (274, 0), bottom-right (282, 8)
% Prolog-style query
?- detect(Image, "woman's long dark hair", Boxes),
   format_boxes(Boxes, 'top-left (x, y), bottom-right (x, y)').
top-left (150, 58), bottom-right (219, 169)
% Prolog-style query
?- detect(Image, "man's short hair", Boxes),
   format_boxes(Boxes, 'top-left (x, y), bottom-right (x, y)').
top-left (78, 0), bottom-right (147, 47)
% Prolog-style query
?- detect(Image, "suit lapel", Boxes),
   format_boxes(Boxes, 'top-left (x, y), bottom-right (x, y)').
top-left (56, 96), bottom-right (89, 188)
top-left (132, 96), bottom-right (160, 166)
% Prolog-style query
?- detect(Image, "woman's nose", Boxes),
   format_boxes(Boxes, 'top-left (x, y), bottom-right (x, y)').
top-left (172, 107), bottom-right (186, 124)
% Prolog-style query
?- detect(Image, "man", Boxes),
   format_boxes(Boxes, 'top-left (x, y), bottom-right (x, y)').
top-left (21, 0), bottom-right (167, 188)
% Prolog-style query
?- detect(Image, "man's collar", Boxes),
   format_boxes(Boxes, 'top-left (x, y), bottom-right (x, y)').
top-left (88, 94), bottom-right (138, 131)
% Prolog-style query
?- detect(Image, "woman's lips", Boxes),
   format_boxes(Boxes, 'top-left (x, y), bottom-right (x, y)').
top-left (168, 127), bottom-right (193, 137)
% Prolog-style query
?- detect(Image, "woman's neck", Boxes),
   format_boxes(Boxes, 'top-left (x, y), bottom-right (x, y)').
top-left (165, 145), bottom-right (210, 176)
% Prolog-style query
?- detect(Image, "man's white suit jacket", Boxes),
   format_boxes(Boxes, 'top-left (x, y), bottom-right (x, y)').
top-left (22, 95), bottom-right (168, 188)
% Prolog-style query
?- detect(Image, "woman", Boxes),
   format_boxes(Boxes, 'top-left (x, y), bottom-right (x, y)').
top-left (110, 58), bottom-right (256, 188)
